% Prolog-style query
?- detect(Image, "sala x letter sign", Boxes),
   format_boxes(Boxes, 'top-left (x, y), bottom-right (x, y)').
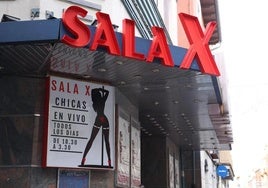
top-left (179, 13), bottom-right (220, 76)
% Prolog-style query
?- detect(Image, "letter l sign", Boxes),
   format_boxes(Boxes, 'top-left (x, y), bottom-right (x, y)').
top-left (179, 13), bottom-right (220, 76)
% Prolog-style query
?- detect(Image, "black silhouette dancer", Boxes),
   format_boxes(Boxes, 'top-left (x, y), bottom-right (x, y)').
top-left (81, 86), bottom-right (111, 167)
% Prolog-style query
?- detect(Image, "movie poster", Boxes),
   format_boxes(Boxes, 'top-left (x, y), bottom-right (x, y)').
top-left (169, 153), bottom-right (175, 188)
top-left (131, 122), bottom-right (141, 188)
top-left (175, 158), bottom-right (180, 188)
top-left (117, 116), bottom-right (130, 187)
top-left (43, 76), bottom-right (115, 169)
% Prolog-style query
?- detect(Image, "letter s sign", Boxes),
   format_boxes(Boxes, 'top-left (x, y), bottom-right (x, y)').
top-left (62, 6), bottom-right (90, 47)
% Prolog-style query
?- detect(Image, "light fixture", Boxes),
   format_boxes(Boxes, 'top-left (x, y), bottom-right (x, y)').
top-left (97, 68), bottom-right (107, 72)
top-left (31, 8), bottom-right (40, 19)
top-left (119, 81), bottom-right (126, 85)
top-left (173, 100), bottom-right (179, 104)
top-left (83, 75), bottom-right (91, 78)
top-left (115, 60), bottom-right (124, 65)
top-left (133, 75), bottom-right (142, 79)
top-left (1, 14), bottom-right (20, 22)
top-left (151, 68), bottom-right (159, 73)
top-left (45, 10), bottom-right (54, 19)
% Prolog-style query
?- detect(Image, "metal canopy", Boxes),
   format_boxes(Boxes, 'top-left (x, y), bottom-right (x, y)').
top-left (0, 19), bottom-right (232, 151)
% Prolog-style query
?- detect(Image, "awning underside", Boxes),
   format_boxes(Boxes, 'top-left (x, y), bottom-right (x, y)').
top-left (0, 42), bottom-right (233, 150)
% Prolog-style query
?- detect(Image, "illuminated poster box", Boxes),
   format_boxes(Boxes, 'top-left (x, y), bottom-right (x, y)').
top-left (43, 75), bottom-right (115, 169)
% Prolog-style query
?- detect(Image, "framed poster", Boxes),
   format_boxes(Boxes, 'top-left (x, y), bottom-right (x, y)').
top-left (169, 153), bottom-right (175, 188)
top-left (58, 169), bottom-right (89, 188)
top-left (131, 119), bottom-right (141, 188)
top-left (175, 158), bottom-right (180, 188)
top-left (117, 115), bottom-right (130, 187)
top-left (43, 75), bottom-right (115, 169)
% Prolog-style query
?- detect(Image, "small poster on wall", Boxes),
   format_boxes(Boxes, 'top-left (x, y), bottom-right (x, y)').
top-left (43, 75), bottom-right (115, 169)
top-left (175, 158), bottom-right (180, 188)
top-left (131, 120), bottom-right (141, 188)
top-left (117, 116), bottom-right (130, 187)
top-left (169, 153), bottom-right (175, 188)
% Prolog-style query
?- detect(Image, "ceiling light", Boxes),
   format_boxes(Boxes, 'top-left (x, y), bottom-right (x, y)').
top-left (143, 87), bottom-right (149, 90)
top-left (154, 101), bottom-right (159, 105)
top-left (133, 75), bottom-right (142, 79)
top-left (115, 60), bottom-right (124, 65)
top-left (83, 75), bottom-right (91, 78)
top-left (173, 100), bottom-right (179, 104)
top-left (97, 68), bottom-right (107, 72)
top-left (152, 68), bottom-right (159, 73)
top-left (119, 81), bottom-right (126, 85)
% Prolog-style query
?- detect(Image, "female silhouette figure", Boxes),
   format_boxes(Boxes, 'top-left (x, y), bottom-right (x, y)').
top-left (81, 86), bottom-right (111, 166)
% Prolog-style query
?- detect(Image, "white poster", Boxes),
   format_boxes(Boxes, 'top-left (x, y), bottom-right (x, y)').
top-left (169, 154), bottom-right (175, 188)
top-left (175, 158), bottom-right (180, 188)
top-left (117, 116), bottom-right (130, 187)
top-left (131, 125), bottom-right (141, 187)
top-left (43, 75), bottom-right (115, 169)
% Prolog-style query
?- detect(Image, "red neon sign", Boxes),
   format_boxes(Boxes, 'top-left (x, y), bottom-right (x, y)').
top-left (61, 6), bottom-right (220, 76)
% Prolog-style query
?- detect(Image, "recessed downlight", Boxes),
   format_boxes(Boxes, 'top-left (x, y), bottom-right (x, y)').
top-left (152, 68), bottom-right (159, 73)
top-left (115, 60), bottom-right (124, 65)
top-left (97, 68), bottom-right (107, 72)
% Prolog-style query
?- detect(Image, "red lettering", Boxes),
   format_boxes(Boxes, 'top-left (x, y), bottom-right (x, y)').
top-left (60, 6), bottom-right (220, 76)
top-left (178, 13), bottom-right (220, 76)
top-left (51, 80), bottom-right (57, 90)
top-left (146, 27), bottom-right (174, 67)
top-left (90, 12), bottom-right (120, 55)
top-left (122, 19), bottom-right (145, 60)
top-left (51, 80), bottom-right (80, 94)
top-left (67, 82), bottom-right (71, 93)
top-left (62, 6), bottom-right (90, 47)
top-left (59, 81), bottom-right (65, 92)
top-left (85, 85), bottom-right (90, 96)
top-left (73, 84), bottom-right (79, 94)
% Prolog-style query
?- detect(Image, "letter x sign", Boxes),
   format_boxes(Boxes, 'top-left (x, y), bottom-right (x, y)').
top-left (179, 13), bottom-right (220, 76)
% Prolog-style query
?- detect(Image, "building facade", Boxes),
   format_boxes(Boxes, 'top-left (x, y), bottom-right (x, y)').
top-left (0, 0), bottom-right (233, 187)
